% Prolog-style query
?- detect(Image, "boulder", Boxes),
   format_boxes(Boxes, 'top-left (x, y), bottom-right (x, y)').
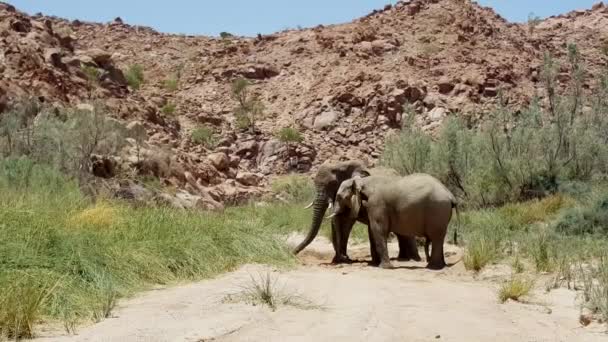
top-left (241, 64), bottom-right (280, 79)
top-left (257, 139), bottom-right (282, 165)
top-left (235, 140), bottom-right (259, 157)
top-left (115, 182), bottom-right (153, 202)
top-left (126, 121), bottom-right (147, 140)
top-left (428, 107), bottom-right (447, 122)
top-left (236, 172), bottom-right (263, 186)
top-left (437, 78), bottom-right (455, 94)
top-left (313, 110), bottom-right (339, 130)
top-left (80, 48), bottom-right (112, 66)
top-left (207, 152), bottom-right (230, 171)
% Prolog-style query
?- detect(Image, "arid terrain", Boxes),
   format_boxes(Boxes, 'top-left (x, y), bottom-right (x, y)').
top-left (2, 0), bottom-right (608, 206)
top-left (34, 236), bottom-right (608, 342)
top-left (3, 1), bottom-right (608, 341)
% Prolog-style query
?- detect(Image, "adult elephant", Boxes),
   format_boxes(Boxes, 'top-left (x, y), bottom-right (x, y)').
top-left (331, 173), bottom-right (458, 270)
top-left (292, 160), bottom-right (421, 264)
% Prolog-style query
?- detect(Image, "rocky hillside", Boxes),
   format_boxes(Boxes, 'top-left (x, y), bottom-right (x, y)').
top-left (1, 0), bottom-right (607, 208)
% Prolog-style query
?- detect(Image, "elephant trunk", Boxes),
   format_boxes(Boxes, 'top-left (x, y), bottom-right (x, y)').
top-left (293, 187), bottom-right (328, 255)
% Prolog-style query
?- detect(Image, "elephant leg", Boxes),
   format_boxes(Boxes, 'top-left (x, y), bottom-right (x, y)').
top-left (427, 238), bottom-right (446, 270)
top-left (368, 225), bottom-right (380, 266)
top-left (397, 234), bottom-right (422, 262)
top-left (370, 218), bottom-right (392, 269)
top-left (338, 217), bottom-right (355, 262)
top-left (331, 215), bottom-right (354, 264)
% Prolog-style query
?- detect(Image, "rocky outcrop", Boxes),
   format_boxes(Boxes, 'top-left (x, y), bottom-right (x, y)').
top-left (0, 0), bottom-right (605, 209)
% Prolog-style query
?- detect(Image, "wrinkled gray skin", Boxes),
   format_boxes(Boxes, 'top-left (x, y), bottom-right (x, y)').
top-left (293, 160), bottom-right (420, 264)
top-left (333, 173), bottom-right (457, 270)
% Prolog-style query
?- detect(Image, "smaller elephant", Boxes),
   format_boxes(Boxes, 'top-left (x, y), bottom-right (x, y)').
top-left (332, 173), bottom-right (458, 270)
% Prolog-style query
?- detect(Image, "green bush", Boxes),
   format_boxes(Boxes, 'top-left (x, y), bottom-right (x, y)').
top-left (161, 103), bottom-right (177, 116)
top-left (0, 99), bottom-right (127, 184)
top-left (276, 127), bottom-right (303, 144)
top-left (231, 78), bottom-right (264, 132)
top-left (125, 64), bottom-right (144, 90)
top-left (162, 78), bottom-right (179, 92)
top-left (270, 175), bottom-right (314, 203)
top-left (190, 126), bottom-right (217, 148)
top-left (554, 194), bottom-right (608, 236)
top-left (220, 31), bottom-right (234, 39)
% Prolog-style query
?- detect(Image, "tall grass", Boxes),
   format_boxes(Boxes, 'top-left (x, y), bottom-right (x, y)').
top-left (0, 158), bottom-right (308, 338)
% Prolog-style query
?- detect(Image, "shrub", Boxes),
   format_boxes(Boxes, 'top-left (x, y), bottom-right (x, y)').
top-left (231, 78), bottom-right (264, 132)
top-left (381, 45), bottom-right (608, 208)
top-left (82, 65), bottom-right (101, 85)
top-left (162, 78), bottom-right (179, 92)
top-left (190, 126), bottom-right (217, 148)
top-left (161, 103), bottom-right (177, 116)
top-left (276, 127), bottom-right (303, 144)
top-left (220, 31), bottom-right (233, 39)
top-left (554, 193), bottom-right (608, 236)
top-left (527, 12), bottom-right (541, 34)
top-left (125, 64), bottom-right (144, 90)
top-left (270, 175), bottom-right (314, 203)
top-left (498, 276), bottom-right (535, 303)
top-left (0, 99), bottom-right (127, 185)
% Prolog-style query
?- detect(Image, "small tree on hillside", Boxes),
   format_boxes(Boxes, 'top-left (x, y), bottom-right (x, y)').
top-left (276, 126), bottom-right (303, 156)
top-left (231, 77), bottom-right (265, 133)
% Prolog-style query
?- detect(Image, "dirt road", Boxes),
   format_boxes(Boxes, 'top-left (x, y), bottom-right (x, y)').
top-left (36, 235), bottom-right (608, 342)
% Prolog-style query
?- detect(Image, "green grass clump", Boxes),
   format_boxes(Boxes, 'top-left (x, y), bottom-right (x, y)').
top-left (161, 103), bottom-right (177, 116)
top-left (463, 232), bottom-right (500, 272)
top-left (223, 272), bottom-right (319, 312)
top-left (190, 126), bottom-right (217, 148)
top-left (0, 158), bottom-right (301, 338)
top-left (498, 276), bottom-right (535, 303)
top-left (163, 78), bottom-right (179, 92)
top-left (276, 127), bottom-right (303, 144)
top-left (125, 64), bottom-right (144, 90)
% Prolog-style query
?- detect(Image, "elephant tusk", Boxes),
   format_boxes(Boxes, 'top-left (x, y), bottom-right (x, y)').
top-left (328, 202), bottom-right (333, 210)
top-left (304, 202), bottom-right (314, 209)
top-left (326, 212), bottom-right (337, 219)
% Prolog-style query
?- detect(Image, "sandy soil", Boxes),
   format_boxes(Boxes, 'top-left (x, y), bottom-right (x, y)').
top-left (36, 234), bottom-right (608, 342)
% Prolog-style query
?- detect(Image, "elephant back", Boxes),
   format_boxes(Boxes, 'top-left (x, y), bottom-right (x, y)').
top-left (369, 166), bottom-right (400, 178)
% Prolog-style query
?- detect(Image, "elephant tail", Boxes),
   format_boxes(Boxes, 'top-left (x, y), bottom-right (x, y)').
top-left (451, 200), bottom-right (460, 246)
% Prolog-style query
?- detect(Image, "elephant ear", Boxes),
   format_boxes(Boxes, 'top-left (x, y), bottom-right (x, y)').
top-left (349, 178), bottom-right (364, 219)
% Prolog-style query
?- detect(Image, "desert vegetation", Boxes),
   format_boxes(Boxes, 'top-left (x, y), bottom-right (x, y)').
top-left (2, 2), bottom-right (608, 338)
top-left (382, 44), bottom-right (608, 322)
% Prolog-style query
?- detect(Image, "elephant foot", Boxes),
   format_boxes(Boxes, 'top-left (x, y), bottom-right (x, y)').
top-left (426, 260), bottom-right (446, 270)
top-left (331, 254), bottom-right (353, 264)
top-left (379, 261), bottom-right (394, 269)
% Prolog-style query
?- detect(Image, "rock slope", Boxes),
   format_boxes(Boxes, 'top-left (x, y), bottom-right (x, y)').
top-left (1, 0), bottom-right (607, 206)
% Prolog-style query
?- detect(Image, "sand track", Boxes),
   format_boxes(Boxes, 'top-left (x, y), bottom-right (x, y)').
top-left (36, 235), bottom-right (608, 342)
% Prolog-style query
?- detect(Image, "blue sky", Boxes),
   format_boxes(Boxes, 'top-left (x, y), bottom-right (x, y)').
top-left (5, 0), bottom-right (599, 37)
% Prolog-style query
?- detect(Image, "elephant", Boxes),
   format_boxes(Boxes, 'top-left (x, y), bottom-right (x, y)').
top-left (292, 160), bottom-right (421, 264)
top-left (331, 173), bottom-right (458, 270)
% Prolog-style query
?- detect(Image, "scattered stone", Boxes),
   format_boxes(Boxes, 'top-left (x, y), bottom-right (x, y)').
top-left (314, 110), bottom-right (339, 130)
